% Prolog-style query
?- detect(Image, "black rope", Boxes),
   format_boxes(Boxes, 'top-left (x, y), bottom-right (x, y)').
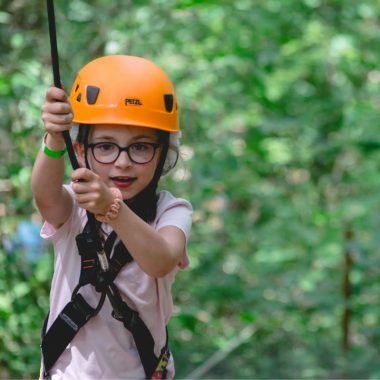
top-left (46, 0), bottom-right (79, 170)
top-left (46, 0), bottom-right (104, 255)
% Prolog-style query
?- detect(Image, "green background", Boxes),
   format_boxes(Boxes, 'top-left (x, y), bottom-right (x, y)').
top-left (1, 0), bottom-right (380, 378)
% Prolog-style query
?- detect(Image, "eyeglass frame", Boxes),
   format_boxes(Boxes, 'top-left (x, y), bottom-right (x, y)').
top-left (86, 141), bottom-right (162, 165)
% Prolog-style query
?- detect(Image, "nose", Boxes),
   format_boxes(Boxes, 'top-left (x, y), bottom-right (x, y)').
top-left (114, 150), bottom-right (133, 168)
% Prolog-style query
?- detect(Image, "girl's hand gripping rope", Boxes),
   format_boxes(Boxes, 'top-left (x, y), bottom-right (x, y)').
top-left (71, 168), bottom-right (118, 219)
top-left (41, 86), bottom-right (73, 149)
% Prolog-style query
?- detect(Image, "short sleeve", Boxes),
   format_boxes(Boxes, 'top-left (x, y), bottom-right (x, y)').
top-left (155, 191), bottom-right (193, 268)
top-left (40, 184), bottom-right (85, 243)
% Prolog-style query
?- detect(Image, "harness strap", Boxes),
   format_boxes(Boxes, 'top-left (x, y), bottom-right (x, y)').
top-left (110, 284), bottom-right (169, 379)
top-left (95, 237), bottom-right (133, 293)
top-left (121, 299), bottom-right (163, 378)
top-left (76, 224), bottom-right (103, 286)
top-left (41, 293), bottom-right (97, 372)
top-left (41, 225), bottom-right (168, 379)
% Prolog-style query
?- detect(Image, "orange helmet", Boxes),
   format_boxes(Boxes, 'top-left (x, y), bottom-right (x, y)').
top-left (69, 55), bottom-right (179, 132)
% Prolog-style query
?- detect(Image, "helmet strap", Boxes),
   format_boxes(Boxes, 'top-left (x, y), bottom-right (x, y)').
top-left (127, 134), bottom-right (169, 223)
top-left (81, 126), bottom-right (92, 170)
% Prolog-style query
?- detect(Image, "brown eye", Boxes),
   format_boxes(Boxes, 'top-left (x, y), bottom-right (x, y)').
top-left (130, 143), bottom-right (150, 152)
top-left (96, 143), bottom-right (117, 152)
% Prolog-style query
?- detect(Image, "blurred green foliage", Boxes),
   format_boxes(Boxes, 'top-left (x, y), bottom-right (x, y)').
top-left (2, 0), bottom-right (380, 378)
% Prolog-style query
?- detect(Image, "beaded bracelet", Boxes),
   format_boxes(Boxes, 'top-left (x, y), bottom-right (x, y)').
top-left (95, 188), bottom-right (123, 223)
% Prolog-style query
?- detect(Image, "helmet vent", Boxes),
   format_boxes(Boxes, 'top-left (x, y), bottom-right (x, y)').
top-left (164, 94), bottom-right (174, 113)
top-left (76, 93), bottom-right (82, 102)
top-left (86, 85), bottom-right (100, 105)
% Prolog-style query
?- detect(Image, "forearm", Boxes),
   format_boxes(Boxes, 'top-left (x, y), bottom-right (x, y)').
top-left (31, 134), bottom-right (66, 206)
top-left (109, 204), bottom-right (184, 278)
top-left (31, 133), bottom-right (73, 228)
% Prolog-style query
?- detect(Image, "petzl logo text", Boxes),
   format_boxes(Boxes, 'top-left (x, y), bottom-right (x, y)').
top-left (125, 98), bottom-right (143, 106)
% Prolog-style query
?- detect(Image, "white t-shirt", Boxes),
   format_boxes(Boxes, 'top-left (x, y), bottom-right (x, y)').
top-left (41, 186), bottom-right (192, 380)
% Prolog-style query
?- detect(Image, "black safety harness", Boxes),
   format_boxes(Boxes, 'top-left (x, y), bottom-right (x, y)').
top-left (41, 222), bottom-right (170, 379)
top-left (43, 2), bottom-right (170, 378)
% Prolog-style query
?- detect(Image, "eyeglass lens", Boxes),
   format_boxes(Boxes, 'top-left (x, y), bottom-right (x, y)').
top-left (91, 142), bottom-right (159, 164)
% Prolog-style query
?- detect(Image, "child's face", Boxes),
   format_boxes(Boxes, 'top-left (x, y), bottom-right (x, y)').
top-left (78, 124), bottom-right (162, 201)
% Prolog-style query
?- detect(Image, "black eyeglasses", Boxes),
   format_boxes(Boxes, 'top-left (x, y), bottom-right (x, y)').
top-left (87, 141), bottom-right (161, 164)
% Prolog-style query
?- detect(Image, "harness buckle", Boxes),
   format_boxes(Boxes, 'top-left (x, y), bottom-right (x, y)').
top-left (97, 249), bottom-right (109, 272)
top-left (95, 270), bottom-right (112, 292)
top-left (112, 301), bottom-right (139, 330)
top-left (151, 349), bottom-right (170, 379)
top-left (71, 284), bottom-right (106, 317)
top-left (76, 230), bottom-right (97, 257)
top-left (71, 293), bottom-right (96, 322)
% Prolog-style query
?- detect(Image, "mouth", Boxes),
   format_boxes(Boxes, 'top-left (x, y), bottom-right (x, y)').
top-left (110, 176), bottom-right (136, 188)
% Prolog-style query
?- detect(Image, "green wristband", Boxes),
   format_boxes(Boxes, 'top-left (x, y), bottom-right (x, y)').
top-left (42, 133), bottom-right (67, 158)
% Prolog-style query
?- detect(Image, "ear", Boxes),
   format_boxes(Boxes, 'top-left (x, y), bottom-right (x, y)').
top-left (73, 142), bottom-right (86, 168)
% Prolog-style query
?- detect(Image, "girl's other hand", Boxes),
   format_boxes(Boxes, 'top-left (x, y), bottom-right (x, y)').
top-left (71, 168), bottom-right (114, 215)
top-left (41, 86), bottom-right (73, 139)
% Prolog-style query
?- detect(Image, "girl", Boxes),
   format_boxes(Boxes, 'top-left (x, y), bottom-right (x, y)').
top-left (31, 55), bottom-right (192, 379)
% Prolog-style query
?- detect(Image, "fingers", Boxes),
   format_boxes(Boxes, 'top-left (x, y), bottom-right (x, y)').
top-left (71, 169), bottom-right (104, 193)
top-left (44, 101), bottom-right (72, 115)
top-left (46, 86), bottom-right (67, 102)
top-left (43, 112), bottom-right (73, 126)
top-left (74, 191), bottom-right (101, 213)
top-left (42, 87), bottom-right (73, 133)
top-left (75, 192), bottom-right (98, 205)
top-left (71, 168), bottom-right (96, 184)
top-left (71, 169), bottom-right (113, 215)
